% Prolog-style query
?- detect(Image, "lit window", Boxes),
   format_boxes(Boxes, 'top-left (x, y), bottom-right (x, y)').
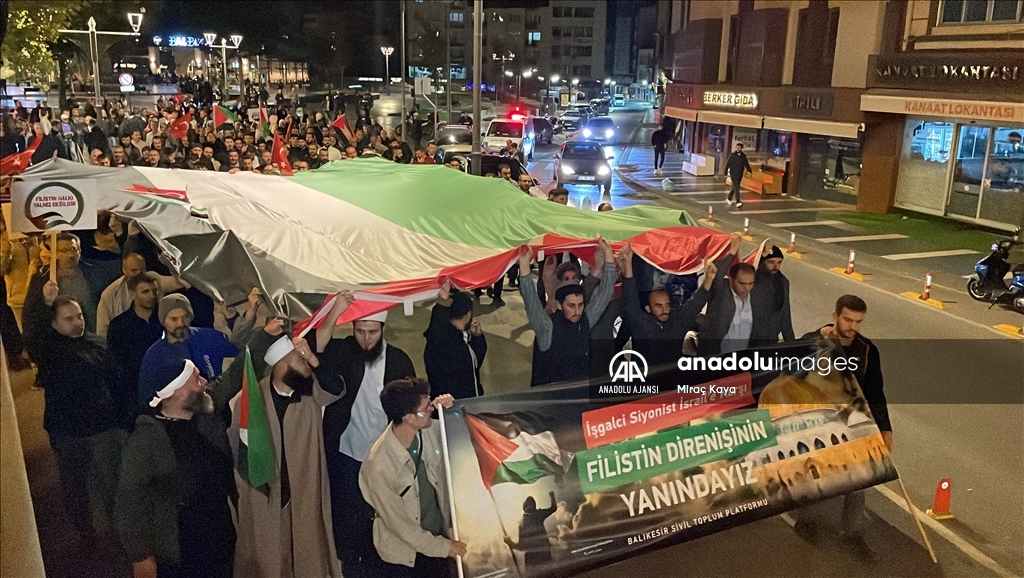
top-left (450, 12), bottom-right (464, 23)
top-left (528, 31), bottom-right (541, 45)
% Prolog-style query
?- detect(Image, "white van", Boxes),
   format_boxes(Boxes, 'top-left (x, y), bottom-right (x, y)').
top-left (483, 117), bottom-right (537, 159)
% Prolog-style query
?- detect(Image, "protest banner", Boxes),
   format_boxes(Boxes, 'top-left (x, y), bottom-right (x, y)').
top-left (10, 179), bottom-right (98, 282)
top-left (441, 340), bottom-right (897, 578)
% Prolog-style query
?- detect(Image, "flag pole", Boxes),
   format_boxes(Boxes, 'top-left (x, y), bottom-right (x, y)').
top-left (486, 486), bottom-right (524, 578)
top-left (437, 405), bottom-right (466, 578)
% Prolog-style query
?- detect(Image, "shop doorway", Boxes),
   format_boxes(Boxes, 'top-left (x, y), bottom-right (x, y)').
top-left (947, 125), bottom-right (989, 219)
top-left (797, 134), bottom-right (827, 200)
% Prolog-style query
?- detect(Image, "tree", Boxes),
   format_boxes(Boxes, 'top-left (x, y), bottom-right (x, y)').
top-left (1, 0), bottom-right (85, 85)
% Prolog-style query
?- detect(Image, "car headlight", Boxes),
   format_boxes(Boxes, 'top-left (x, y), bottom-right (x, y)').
top-left (561, 166), bottom-right (575, 175)
top-left (583, 129), bottom-right (592, 137)
top-left (598, 165), bottom-right (610, 176)
top-left (605, 129), bottom-right (614, 138)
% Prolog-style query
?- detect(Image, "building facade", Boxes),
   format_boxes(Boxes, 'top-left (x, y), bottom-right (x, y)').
top-left (659, 0), bottom-right (1024, 231)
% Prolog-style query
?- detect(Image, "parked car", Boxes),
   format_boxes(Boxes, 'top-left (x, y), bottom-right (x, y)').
top-left (529, 116), bottom-right (554, 145)
top-left (554, 140), bottom-right (613, 194)
top-left (432, 125), bottom-right (474, 146)
top-left (483, 117), bottom-right (538, 159)
top-left (611, 94), bottom-right (626, 107)
top-left (442, 152), bottom-right (536, 182)
top-left (570, 104), bottom-right (595, 119)
top-left (579, 116), bottom-right (618, 144)
top-left (590, 98), bottom-right (610, 115)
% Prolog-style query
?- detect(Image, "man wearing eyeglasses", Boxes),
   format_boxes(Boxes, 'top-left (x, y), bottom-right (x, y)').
top-left (360, 378), bottom-right (464, 578)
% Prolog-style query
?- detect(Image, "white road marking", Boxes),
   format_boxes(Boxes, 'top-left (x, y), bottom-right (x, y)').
top-left (882, 249), bottom-right (980, 260)
top-left (668, 190), bottom-right (732, 196)
top-left (772, 220), bottom-right (847, 227)
top-left (817, 234), bottom-right (909, 243)
top-left (730, 207), bottom-right (849, 215)
top-left (875, 484), bottom-right (1017, 578)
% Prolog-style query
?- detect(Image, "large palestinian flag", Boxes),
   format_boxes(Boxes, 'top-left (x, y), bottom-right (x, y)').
top-left (19, 158), bottom-right (733, 326)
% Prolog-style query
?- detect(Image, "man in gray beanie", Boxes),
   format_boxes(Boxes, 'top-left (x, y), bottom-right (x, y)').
top-left (138, 293), bottom-right (238, 408)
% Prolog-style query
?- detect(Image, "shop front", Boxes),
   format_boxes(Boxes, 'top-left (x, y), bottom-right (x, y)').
top-left (860, 52), bottom-right (1024, 231)
top-left (663, 83), bottom-right (866, 204)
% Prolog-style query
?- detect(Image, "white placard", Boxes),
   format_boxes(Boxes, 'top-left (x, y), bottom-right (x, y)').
top-left (10, 179), bottom-right (99, 233)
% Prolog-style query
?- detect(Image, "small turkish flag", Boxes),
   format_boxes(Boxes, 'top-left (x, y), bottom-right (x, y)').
top-left (0, 136), bottom-right (42, 175)
top-left (271, 119), bottom-right (294, 176)
top-left (171, 110), bottom-right (191, 140)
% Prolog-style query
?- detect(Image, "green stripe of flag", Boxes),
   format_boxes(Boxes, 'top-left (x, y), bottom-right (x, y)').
top-left (492, 454), bottom-right (563, 486)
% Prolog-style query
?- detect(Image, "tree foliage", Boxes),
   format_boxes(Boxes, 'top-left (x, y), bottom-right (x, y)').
top-left (1, 0), bottom-right (86, 83)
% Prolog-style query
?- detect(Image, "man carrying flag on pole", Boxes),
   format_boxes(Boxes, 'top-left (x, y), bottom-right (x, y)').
top-left (259, 100), bottom-right (271, 140)
top-left (360, 378), bottom-right (465, 577)
top-left (229, 312), bottom-right (348, 578)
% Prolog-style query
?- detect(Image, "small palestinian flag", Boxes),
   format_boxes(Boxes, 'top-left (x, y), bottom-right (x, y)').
top-left (465, 412), bottom-right (567, 489)
top-left (213, 104), bottom-right (239, 127)
top-left (237, 348), bottom-right (275, 487)
top-left (259, 101), bottom-right (271, 139)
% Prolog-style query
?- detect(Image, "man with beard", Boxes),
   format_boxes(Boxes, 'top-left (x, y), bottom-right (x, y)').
top-left (106, 274), bottom-right (164, 430)
top-left (24, 294), bottom-right (125, 552)
top-left (618, 243), bottom-right (715, 369)
top-left (230, 313), bottom-right (348, 578)
top-left (423, 280), bottom-right (486, 399)
top-left (115, 360), bottom-right (235, 578)
top-left (749, 244), bottom-right (795, 346)
top-left (138, 294), bottom-right (238, 405)
top-left (312, 301), bottom-right (416, 578)
top-left (518, 240), bottom-right (617, 386)
top-left (792, 294), bottom-right (891, 560)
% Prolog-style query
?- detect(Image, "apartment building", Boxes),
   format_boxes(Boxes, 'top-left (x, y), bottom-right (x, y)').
top-left (406, 0), bottom-right (472, 82)
top-left (657, 0), bottom-right (1024, 231)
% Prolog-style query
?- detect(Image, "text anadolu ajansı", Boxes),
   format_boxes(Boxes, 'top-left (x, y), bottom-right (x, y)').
top-left (576, 410), bottom-right (776, 504)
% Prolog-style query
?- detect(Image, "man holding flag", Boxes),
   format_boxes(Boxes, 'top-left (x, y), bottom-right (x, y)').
top-left (229, 305), bottom-right (349, 578)
top-left (360, 378), bottom-right (464, 578)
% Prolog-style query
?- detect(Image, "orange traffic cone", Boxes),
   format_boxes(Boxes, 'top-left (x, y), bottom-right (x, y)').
top-left (926, 478), bottom-right (954, 520)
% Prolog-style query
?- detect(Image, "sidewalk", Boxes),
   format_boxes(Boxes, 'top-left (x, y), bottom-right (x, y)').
top-left (617, 146), bottom-right (1008, 289)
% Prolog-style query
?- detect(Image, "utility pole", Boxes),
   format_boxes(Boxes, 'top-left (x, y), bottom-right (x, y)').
top-left (400, 0), bottom-right (408, 139)
top-left (446, 0), bottom-right (452, 124)
top-left (471, 0), bottom-right (482, 176)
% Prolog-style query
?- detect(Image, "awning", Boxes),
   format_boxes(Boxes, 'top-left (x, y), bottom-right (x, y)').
top-left (696, 110), bottom-right (763, 129)
top-left (665, 106), bottom-right (698, 122)
top-left (762, 116), bottom-right (863, 139)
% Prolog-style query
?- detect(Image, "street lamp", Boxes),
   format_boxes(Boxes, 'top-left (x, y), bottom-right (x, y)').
top-left (517, 69), bottom-right (532, 102)
top-left (492, 51), bottom-right (514, 103)
top-left (381, 46), bottom-right (394, 95)
top-left (206, 33), bottom-right (243, 103)
top-left (571, 77), bottom-right (579, 104)
top-left (59, 11), bottom-right (144, 102)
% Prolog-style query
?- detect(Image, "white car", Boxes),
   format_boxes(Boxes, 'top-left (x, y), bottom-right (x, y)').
top-left (482, 117), bottom-right (537, 159)
top-left (612, 94), bottom-right (626, 107)
top-left (580, 116), bottom-right (618, 144)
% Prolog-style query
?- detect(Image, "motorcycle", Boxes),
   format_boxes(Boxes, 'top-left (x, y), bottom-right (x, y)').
top-left (967, 229), bottom-right (1024, 314)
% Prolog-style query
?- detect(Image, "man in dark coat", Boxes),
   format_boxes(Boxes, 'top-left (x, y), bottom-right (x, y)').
top-left (724, 143), bottom-right (753, 208)
top-left (793, 294), bottom-right (892, 560)
top-left (24, 294), bottom-right (125, 549)
top-left (619, 243), bottom-right (714, 369)
top-left (651, 123), bottom-right (669, 176)
top-left (698, 233), bottom-right (776, 355)
top-left (749, 244), bottom-right (795, 346)
top-left (423, 281), bottom-right (486, 399)
top-left (519, 242), bottom-right (617, 387)
top-left (312, 296), bottom-right (417, 578)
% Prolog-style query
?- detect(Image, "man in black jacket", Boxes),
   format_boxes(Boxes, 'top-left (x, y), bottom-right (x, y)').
top-left (24, 294), bottom-right (125, 550)
top-left (519, 241), bottom-right (617, 386)
top-left (618, 243), bottom-right (715, 369)
top-left (750, 244), bottom-right (795, 346)
top-left (312, 294), bottom-right (417, 578)
top-left (793, 294), bottom-right (892, 560)
top-left (651, 123), bottom-right (669, 177)
top-left (724, 143), bottom-right (753, 208)
top-left (424, 281), bottom-right (487, 399)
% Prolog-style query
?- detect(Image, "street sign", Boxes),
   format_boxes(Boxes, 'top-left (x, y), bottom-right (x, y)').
top-left (118, 73), bottom-right (134, 87)
top-left (10, 180), bottom-right (98, 233)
